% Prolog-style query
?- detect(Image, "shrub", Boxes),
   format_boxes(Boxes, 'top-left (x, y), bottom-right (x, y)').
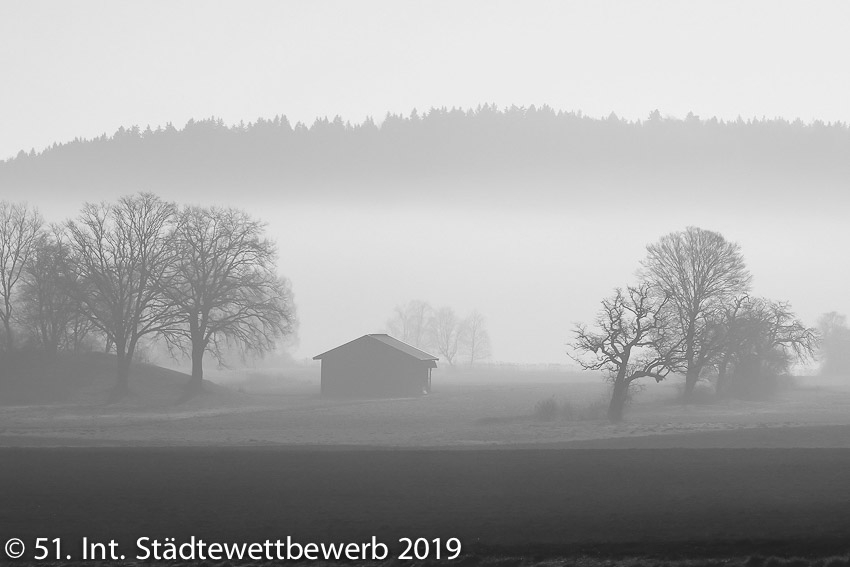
top-left (561, 394), bottom-right (609, 421)
top-left (533, 397), bottom-right (559, 422)
top-left (532, 395), bottom-right (610, 422)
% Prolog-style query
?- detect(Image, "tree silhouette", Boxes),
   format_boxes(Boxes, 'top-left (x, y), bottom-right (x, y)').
top-left (163, 205), bottom-right (297, 395)
top-left (20, 228), bottom-right (93, 354)
top-left (460, 310), bottom-right (491, 365)
top-left (570, 283), bottom-right (681, 422)
top-left (429, 306), bottom-right (463, 366)
top-left (0, 201), bottom-right (42, 350)
top-left (386, 300), bottom-right (433, 349)
top-left (65, 193), bottom-right (178, 396)
top-left (818, 312), bottom-right (850, 376)
top-left (716, 297), bottom-right (818, 397)
top-left (642, 227), bottom-right (751, 400)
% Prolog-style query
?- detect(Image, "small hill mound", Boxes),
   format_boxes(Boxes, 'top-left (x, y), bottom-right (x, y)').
top-left (0, 351), bottom-right (233, 407)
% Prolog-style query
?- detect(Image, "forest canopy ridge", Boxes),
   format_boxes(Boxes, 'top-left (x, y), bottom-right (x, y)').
top-left (3, 104), bottom-right (849, 213)
top-left (6, 104), bottom-right (850, 163)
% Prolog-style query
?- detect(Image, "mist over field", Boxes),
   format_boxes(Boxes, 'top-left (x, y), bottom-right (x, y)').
top-left (4, 2), bottom-right (850, 564)
top-left (3, 112), bottom-right (848, 364)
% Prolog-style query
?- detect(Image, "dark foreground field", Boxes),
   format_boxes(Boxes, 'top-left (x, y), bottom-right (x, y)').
top-left (2, 447), bottom-right (850, 563)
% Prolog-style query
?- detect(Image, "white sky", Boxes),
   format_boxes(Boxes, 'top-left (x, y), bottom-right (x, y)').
top-left (3, 1), bottom-right (850, 159)
top-left (268, 205), bottom-right (847, 365)
top-left (2, 1), bottom-right (848, 363)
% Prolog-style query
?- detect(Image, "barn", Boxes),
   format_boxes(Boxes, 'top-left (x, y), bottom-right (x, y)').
top-left (313, 334), bottom-right (439, 398)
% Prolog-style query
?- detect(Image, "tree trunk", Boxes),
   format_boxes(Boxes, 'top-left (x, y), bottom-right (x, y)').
top-left (39, 321), bottom-right (50, 352)
top-left (683, 365), bottom-right (700, 401)
top-left (716, 356), bottom-right (730, 397)
top-left (3, 317), bottom-right (13, 351)
top-left (681, 316), bottom-right (698, 400)
top-left (186, 314), bottom-right (207, 397)
top-left (608, 377), bottom-right (629, 423)
top-left (113, 345), bottom-right (131, 399)
top-left (188, 339), bottom-right (206, 394)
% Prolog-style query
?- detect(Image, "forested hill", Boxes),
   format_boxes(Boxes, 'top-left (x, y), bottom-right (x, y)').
top-left (2, 105), bottom-right (849, 213)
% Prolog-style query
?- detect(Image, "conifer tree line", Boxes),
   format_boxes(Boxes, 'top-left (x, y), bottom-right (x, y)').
top-left (0, 194), bottom-right (296, 398)
top-left (568, 226), bottom-right (845, 423)
top-left (4, 106), bottom-right (850, 201)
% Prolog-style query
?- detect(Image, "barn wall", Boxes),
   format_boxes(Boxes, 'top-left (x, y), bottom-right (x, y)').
top-left (320, 339), bottom-right (429, 398)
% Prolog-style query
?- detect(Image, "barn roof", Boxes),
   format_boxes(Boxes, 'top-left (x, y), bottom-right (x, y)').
top-left (313, 334), bottom-right (439, 362)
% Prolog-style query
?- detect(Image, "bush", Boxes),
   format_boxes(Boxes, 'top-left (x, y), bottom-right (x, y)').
top-left (533, 397), bottom-right (559, 422)
top-left (561, 395), bottom-right (609, 421)
top-left (533, 395), bottom-right (609, 422)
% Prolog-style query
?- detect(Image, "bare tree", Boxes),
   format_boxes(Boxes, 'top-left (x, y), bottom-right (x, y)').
top-left (385, 305), bottom-right (411, 343)
top-left (717, 297), bottom-right (818, 396)
top-left (19, 228), bottom-right (93, 354)
top-left (429, 306), bottom-right (463, 365)
top-left (385, 299), bottom-right (432, 348)
top-left (65, 193), bottom-right (178, 396)
top-left (642, 226), bottom-right (751, 400)
top-left (0, 201), bottom-right (43, 350)
top-left (752, 299), bottom-right (818, 369)
top-left (818, 312), bottom-right (850, 376)
top-left (460, 309), bottom-right (491, 365)
top-left (163, 205), bottom-right (297, 394)
top-left (718, 298), bottom-right (818, 397)
top-left (570, 283), bottom-right (680, 422)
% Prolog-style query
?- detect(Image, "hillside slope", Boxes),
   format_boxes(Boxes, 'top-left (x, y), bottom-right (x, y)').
top-left (0, 351), bottom-right (231, 407)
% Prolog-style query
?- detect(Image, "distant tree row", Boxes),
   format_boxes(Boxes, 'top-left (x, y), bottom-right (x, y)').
top-left (385, 300), bottom-right (491, 366)
top-left (10, 106), bottom-right (850, 165)
top-left (0, 194), bottom-right (297, 398)
top-left (570, 227), bottom-right (821, 422)
top-left (4, 106), bottom-right (850, 206)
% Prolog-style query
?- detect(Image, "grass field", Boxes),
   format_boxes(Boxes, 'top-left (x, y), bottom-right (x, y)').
top-left (4, 356), bottom-right (850, 563)
top-left (2, 447), bottom-right (850, 562)
top-left (4, 375), bottom-right (850, 448)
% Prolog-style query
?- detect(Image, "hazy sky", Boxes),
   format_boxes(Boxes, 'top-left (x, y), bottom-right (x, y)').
top-left (3, 1), bottom-right (850, 159)
top-left (270, 205), bottom-right (847, 365)
top-left (2, 1), bottom-right (849, 364)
